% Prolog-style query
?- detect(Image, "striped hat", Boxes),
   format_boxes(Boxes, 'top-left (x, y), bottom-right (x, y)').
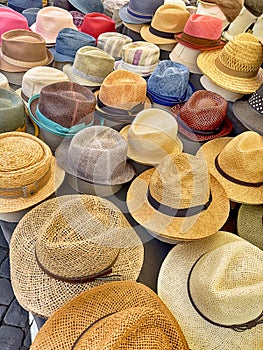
top-left (97, 32), bottom-right (132, 60)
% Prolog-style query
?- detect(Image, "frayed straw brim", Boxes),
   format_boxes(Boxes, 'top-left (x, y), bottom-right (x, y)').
top-left (10, 195), bottom-right (144, 318)
top-left (127, 169), bottom-right (230, 241)
top-left (197, 137), bottom-right (263, 204)
top-left (233, 101), bottom-right (263, 136)
top-left (157, 230), bottom-right (263, 349)
top-left (197, 50), bottom-right (263, 94)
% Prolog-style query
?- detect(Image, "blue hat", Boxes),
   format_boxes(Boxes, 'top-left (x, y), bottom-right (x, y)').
top-left (119, 0), bottom-right (163, 24)
top-left (67, 0), bottom-right (104, 14)
top-left (22, 7), bottom-right (41, 26)
top-left (49, 28), bottom-right (96, 63)
top-left (8, 0), bottom-right (42, 13)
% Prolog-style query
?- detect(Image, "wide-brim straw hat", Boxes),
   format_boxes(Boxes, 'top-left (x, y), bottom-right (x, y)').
top-left (30, 281), bottom-right (190, 350)
top-left (157, 230), bottom-right (263, 349)
top-left (10, 194), bottom-right (144, 318)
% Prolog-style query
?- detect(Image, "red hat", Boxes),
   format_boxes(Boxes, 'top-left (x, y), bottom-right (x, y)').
top-left (0, 8), bottom-right (30, 43)
top-left (176, 14), bottom-right (225, 51)
top-left (79, 13), bottom-right (116, 41)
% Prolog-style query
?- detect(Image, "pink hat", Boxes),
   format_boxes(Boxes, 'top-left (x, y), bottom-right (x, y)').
top-left (79, 13), bottom-right (116, 41)
top-left (0, 8), bottom-right (30, 43)
top-left (176, 14), bottom-right (225, 51)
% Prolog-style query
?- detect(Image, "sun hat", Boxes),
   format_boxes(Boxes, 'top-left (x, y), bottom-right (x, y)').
top-left (127, 152), bottom-right (230, 242)
top-left (0, 5), bottom-right (30, 37)
top-left (197, 0), bottom-right (244, 22)
top-left (119, 0), bottom-right (164, 25)
top-left (8, 0), bottom-right (42, 13)
top-left (69, 10), bottom-right (85, 27)
top-left (10, 194), bottom-right (144, 318)
top-left (244, 0), bottom-right (263, 17)
top-left (197, 131), bottom-right (263, 204)
top-left (169, 43), bottom-right (202, 74)
top-left (79, 13), bottom-right (116, 41)
top-left (68, 0), bottom-right (104, 14)
top-left (63, 46), bottom-right (115, 87)
top-left (157, 230), bottom-right (263, 349)
top-left (140, 4), bottom-right (190, 45)
top-left (197, 33), bottom-right (263, 94)
top-left (29, 281), bottom-right (190, 350)
top-left (22, 8), bottom-right (41, 27)
top-left (233, 83), bottom-right (263, 135)
top-left (97, 32), bottom-right (132, 60)
top-left (237, 203), bottom-right (263, 250)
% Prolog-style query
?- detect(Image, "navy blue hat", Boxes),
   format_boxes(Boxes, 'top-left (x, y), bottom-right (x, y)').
top-left (8, 0), bottom-right (42, 13)
top-left (119, 0), bottom-right (163, 24)
top-left (67, 0), bottom-right (104, 14)
top-left (49, 28), bottom-right (96, 63)
top-left (22, 7), bottom-right (41, 26)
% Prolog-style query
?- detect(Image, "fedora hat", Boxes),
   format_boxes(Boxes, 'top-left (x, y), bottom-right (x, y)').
top-left (233, 83), bottom-right (263, 135)
top-left (169, 43), bottom-right (202, 74)
top-left (97, 32), bottom-right (132, 60)
top-left (198, 0), bottom-right (244, 22)
top-left (198, 131), bottom-right (263, 204)
top-left (119, 0), bottom-right (163, 24)
top-left (63, 46), bottom-right (115, 87)
top-left (0, 8), bottom-right (29, 42)
top-left (79, 13), bottom-right (116, 41)
top-left (8, 0), bottom-right (42, 13)
top-left (120, 108), bottom-right (183, 166)
top-left (140, 4), bottom-right (190, 45)
top-left (30, 281), bottom-right (190, 350)
top-left (22, 8), bottom-right (41, 27)
top-left (157, 230), bottom-right (263, 349)
top-left (10, 194), bottom-right (144, 318)
top-left (68, 0), bottom-right (104, 14)
top-left (197, 33), bottom-right (263, 94)
top-left (127, 152), bottom-right (229, 241)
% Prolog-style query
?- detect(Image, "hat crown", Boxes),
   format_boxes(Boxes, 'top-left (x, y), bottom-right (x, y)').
top-left (80, 13), bottom-right (115, 40)
top-left (55, 28), bottom-right (96, 53)
top-left (248, 84), bottom-right (263, 114)
top-left (199, 0), bottom-right (243, 22)
top-left (121, 41), bottom-right (160, 66)
top-left (125, 0), bottom-right (164, 17)
top-left (0, 8), bottom-right (29, 39)
top-left (183, 13), bottom-right (223, 39)
top-left (97, 32), bottom-right (132, 58)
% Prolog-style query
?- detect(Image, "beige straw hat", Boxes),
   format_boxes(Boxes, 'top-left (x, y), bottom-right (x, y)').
top-left (0, 132), bottom-right (64, 214)
top-left (197, 33), bottom-right (263, 94)
top-left (197, 131), bottom-right (263, 204)
top-left (157, 230), bottom-right (263, 349)
top-left (127, 152), bottom-right (229, 241)
top-left (30, 281), bottom-right (190, 350)
top-left (10, 194), bottom-right (144, 318)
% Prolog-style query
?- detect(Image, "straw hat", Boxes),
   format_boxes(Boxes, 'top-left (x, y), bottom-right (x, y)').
top-left (120, 108), bottom-right (183, 166)
top-left (197, 33), bottom-right (263, 94)
top-left (0, 132), bottom-right (65, 213)
top-left (127, 152), bottom-right (229, 241)
top-left (30, 281), bottom-right (190, 350)
top-left (157, 230), bottom-right (263, 349)
top-left (197, 131), bottom-right (263, 204)
top-left (10, 194), bottom-right (144, 318)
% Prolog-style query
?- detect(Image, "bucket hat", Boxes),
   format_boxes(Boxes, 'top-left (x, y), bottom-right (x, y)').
top-left (10, 194), bottom-right (144, 318)
top-left (127, 152), bottom-right (229, 241)
top-left (8, 0), bottom-right (42, 13)
top-left (22, 8), bottom-right (41, 27)
top-left (97, 32), bottom-right (132, 60)
top-left (198, 0), bottom-right (244, 22)
top-left (30, 281), bottom-right (190, 350)
top-left (198, 131), bottom-right (263, 204)
top-left (0, 8), bottom-right (29, 41)
top-left (169, 43), bottom-right (201, 74)
top-left (157, 230), bottom-right (263, 349)
top-left (68, 0), bottom-right (104, 14)
top-left (119, 0), bottom-right (164, 25)
top-left (79, 13), bottom-right (116, 41)
top-left (197, 33), bottom-right (263, 94)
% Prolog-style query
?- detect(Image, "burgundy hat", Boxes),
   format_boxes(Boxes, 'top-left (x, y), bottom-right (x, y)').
top-left (79, 12), bottom-right (115, 41)
top-left (176, 14), bottom-right (225, 51)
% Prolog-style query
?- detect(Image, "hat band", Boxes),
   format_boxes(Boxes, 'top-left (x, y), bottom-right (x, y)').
top-left (147, 188), bottom-right (212, 217)
top-left (120, 60), bottom-right (158, 75)
top-left (187, 253), bottom-right (263, 331)
top-left (215, 57), bottom-right (258, 78)
top-left (97, 96), bottom-right (145, 116)
top-left (72, 66), bottom-right (104, 84)
top-left (127, 7), bottom-right (152, 21)
top-left (215, 155), bottom-right (263, 187)
top-left (149, 26), bottom-right (176, 39)
top-left (179, 32), bottom-right (222, 47)
top-left (177, 115), bottom-right (225, 135)
top-left (1, 51), bottom-right (49, 69)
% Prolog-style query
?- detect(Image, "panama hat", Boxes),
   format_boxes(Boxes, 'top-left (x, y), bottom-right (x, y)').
top-left (197, 131), bottom-right (263, 204)
top-left (10, 194), bottom-right (144, 318)
top-left (157, 230), bottom-right (263, 349)
top-left (127, 152), bottom-right (230, 242)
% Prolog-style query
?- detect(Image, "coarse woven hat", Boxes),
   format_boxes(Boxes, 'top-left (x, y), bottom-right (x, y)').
top-left (244, 0), bottom-right (263, 17)
top-left (69, 10), bottom-right (85, 27)
top-left (233, 83), bottom-right (263, 135)
top-left (114, 41), bottom-right (160, 77)
top-left (10, 194), bottom-right (144, 318)
top-left (63, 46), bottom-right (115, 87)
top-left (176, 13), bottom-right (225, 50)
top-left (127, 152), bottom-right (230, 241)
top-left (174, 90), bottom-right (233, 142)
top-left (30, 7), bottom-right (77, 45)
top-left (197, 33), bottom-right (263, 94)
top-left (120, 108), bottom-right (183, 166)
top-left (0, 132), bottom-right (65, 213)
top-left (119, 0), bottom-right (163, 25)
top-left (79, 13), bottom-right (116, 41)
top-left (169, 43), bottom-right (202, 74)
top-left (237, 203), bottom-right (263, 250)
top-left (198, 0), bottom-right (244, 22)
top-left (197, 131), bottom-right (263, 204)
top-left (30, 281), bottom-right (190, 350)
top-left (22, 8), bottom-right (41, 27)
top-left (97, 32), bottom-right (132, 60)
top-left (8, 0), bottom-right (42, 13)
top-left (0, 8), bottom-right (29, 43)
top-left (157, 230), bottom-right (263, 349)
top-left (140, 4), bottom-right (190, 45)
top-left (68, 0), bottom-right (104, 15)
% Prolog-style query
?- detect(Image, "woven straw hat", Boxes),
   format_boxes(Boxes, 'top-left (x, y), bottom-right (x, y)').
top-left (10, 194), bottom-right (144, 318)
top-left (120, 108), bottom-right (183, 166)
top-left (197, 33), bottom-right (263, 94)
top-left (0, 132), bottom-right (65, 213)
top-left (127, 152), bottom-right (229, 241)
top-left (30, 281), bottom-right (190, 349)
top-left (197, 131), bottom-right (263, 204)
top-left (157, 230), bottom-right (263, 349)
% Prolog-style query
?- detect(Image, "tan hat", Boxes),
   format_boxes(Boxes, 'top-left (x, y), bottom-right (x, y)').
top-left (10, 194), bottom-right (144, 318)
top-left (197, 131), bottom-right (263, 204)
top-left (197, 0), bottom-right (244, 22)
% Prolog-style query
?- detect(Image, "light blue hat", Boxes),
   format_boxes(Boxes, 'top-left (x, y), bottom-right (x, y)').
top-left (67, 0), bottom-right (104, 14)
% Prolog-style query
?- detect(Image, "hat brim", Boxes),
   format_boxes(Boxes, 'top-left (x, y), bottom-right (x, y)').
top-left (147, 82), bottom-right (194, 106)
top-left (30, 23), bottom-right (78, 44)
top-left (114, 60), bottom-right (156, 78)
top-left (127, 169), bottom-right (230, 241)
top-left (157, 231), bottom-right (263, 349)
top-left (10, 194), bottom-right (144, 318)
top-left (119, 4), bottom-right (152, 24)
top-left (67, 0), bottom-right (104, 15)
top-left (197, 137), bottom-right (263, 204)
top-left (176, 33), bottom-right (225, 51)
top-left (140, 24), bottom-right (177, 45)
top-left (49, 47), bottom-right (74, 63)
top-left (63, 64), bottom-right (103, 87)
top-left (233, 100), bottom-right (263, 136)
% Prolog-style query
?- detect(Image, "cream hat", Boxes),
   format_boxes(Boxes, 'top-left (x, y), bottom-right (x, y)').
top-left (170, 43), bottom-right (202, 74)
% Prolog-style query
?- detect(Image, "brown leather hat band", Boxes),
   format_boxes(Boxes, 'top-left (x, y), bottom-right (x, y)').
top-left (215, 57), bottom-right (258, 78)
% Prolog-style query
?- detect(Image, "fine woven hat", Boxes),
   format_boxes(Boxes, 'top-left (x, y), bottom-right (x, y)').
top-left (157, 230), bottom-right (263, 349)
top-left (0, 132), bottom-right (65, 213)
top-left (0, 8), bottom-right (29, 42)
top-left (68, 0), bottom-right (104, 14)
top-left (120, 108), bottom-right (183, 166)
top-left (119, 0), bottom-right (164, 25)
top-left (169, 43), bottom-right (202, 74)
top-left (97, 32), bottom-right (132, 60)
top-left (30, 281), bottom-right (190, 350)
top-left (127, 152), bottom-right (230, 241)
top-left (22, 8), bottom-right (41, 27)
top-left (198, 0), bottom-right (244, 22)
top-left (8, 0), bottom-right (42, 13)
top-left (197, 131), bottom-right (263, 204)
top-left (10, 194), bottom-right (144, 318)
top-left (197, 33), bottom-right (263, 94)
top-left (79, 13), bottom-right (116, 41)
